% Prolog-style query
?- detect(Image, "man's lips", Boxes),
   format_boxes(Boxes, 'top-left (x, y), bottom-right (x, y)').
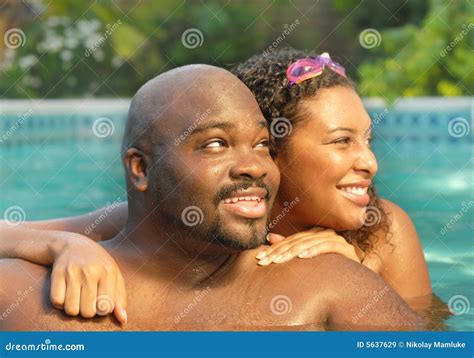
top-left (336, 179), bottom-right (371, 206)
top-left (221, 187), bottom-right (268, 219)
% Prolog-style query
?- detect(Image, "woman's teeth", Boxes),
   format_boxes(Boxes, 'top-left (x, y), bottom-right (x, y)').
top-left (223, 196), bottom-right (262, 204)
top-left (339, 187), bottom-right (367, 196)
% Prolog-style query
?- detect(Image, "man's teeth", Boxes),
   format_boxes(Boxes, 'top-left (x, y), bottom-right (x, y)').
top-left (339, 187), bottom-right (367, 196)
top-left (223, 196), bottom-right (262, 204)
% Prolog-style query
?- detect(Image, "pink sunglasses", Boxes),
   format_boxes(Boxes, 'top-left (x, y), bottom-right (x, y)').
top-left (286, 52), bottom-right (347, 86)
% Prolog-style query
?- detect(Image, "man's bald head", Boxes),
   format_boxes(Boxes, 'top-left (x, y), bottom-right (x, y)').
top-left (122, 64), bottom-right (257, 154)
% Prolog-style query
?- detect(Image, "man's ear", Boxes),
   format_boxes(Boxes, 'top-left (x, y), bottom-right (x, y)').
top-left (123, 148), bottom-right (148, 192)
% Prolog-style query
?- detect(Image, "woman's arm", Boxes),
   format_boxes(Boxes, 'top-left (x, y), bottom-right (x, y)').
top-left (19, 201), bottom-right (129, 242)
top-left (0, 221), bottom-right (127, 323)
top-left (0, 221), bottom-right (62, 264)
top-left (376, 200), bottom-right (432, 300)
top-left (0, 202), bottom-right (129, 323)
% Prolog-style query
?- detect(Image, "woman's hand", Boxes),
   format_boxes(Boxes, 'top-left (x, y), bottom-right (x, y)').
top-left (256, 227), bottom-right (361, 265)
top-left (49, 233), bottom-right (127, 324)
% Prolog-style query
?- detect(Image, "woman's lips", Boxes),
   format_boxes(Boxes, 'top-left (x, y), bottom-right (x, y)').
top-left (336, 181), bottom-right (371, 206)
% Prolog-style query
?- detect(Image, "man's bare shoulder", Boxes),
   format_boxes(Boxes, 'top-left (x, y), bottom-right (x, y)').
top-left (256, 254), bottom-right (421, 329)
top-left (0, 258), bottom-right (50, 330)
top-left (0, 259), bottom-right (120, 331)
top-left (260, 253), bottom-right (374, 288)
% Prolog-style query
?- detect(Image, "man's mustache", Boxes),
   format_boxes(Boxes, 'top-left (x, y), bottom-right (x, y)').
top-left (214, 180), bottom-right (271, 206)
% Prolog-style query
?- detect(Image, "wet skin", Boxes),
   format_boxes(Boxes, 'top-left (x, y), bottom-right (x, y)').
top-left (0, 66), bottom-right (421, 331)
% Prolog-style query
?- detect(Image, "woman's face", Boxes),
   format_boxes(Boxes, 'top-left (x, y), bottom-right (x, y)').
top-left (274, 85), bottom-right (378, 231)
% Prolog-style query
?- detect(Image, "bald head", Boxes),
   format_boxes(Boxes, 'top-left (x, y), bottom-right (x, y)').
top-left (122, 64), bottom-right (258, 154)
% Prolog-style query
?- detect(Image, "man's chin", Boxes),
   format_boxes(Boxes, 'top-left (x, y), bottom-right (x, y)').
top-left (210, 224), bottom-right (266, 251)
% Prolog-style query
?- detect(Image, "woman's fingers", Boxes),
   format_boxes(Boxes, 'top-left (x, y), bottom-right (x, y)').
top-left (255, 233), bottom-right (286, 259)
top-left (266, 233), bottom-right (286, 244)
top-left (258, 237), bottom-right (360, 265)
top-left (298, 241), bottom-right (360, 262)
top-left (260, 237), bottom-right (337, 265)
top-left (50, 266), bottom-right (67, 309)
top-left (258, 233), bottom-right (347, 265)
top-left (257, 231), bottom-right (336, 260)
top-left (63, 268), bottom-right (81, 316)
top-left (79, 278), bottom-right (98, 318)
top-left (113, 272), bottom-right (128, 324)
top-left (96, 270), bottom-right (117, 316)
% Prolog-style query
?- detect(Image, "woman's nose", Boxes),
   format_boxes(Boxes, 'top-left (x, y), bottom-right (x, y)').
top-left (353, 144), bottom-right (378, 176)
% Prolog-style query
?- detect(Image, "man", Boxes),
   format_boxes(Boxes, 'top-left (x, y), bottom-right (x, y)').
top-left (0, 65), bottom-right (421, 330)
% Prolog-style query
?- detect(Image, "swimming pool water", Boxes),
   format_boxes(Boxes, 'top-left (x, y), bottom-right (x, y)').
top-left (0, 103), bottom-right (472, 331)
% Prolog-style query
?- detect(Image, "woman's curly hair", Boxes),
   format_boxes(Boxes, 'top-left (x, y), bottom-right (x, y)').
top-left (231, 47), bottom-right (391, 257)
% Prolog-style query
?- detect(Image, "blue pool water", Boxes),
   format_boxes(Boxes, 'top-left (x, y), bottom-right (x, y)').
top-left (0, 100), bottom-right (472, 331)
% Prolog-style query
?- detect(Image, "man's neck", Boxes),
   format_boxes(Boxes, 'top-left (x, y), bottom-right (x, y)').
top-left (103, 215), bottom-right (241, 288)
top-left (269, 197), bottom-right (312, 236)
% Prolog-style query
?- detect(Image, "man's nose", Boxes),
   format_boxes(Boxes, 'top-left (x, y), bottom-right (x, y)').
top-left (353, 143), bottom-right (378, 176)
top-left (229, 149), bottom-right (267, 180)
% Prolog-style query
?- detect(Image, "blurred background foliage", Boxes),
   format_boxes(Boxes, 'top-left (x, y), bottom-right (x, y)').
top-left (0, 0), bottom-right (472, 99)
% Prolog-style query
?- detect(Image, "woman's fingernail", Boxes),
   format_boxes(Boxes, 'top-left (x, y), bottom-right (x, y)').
top-left (258, 257), bottom-right (271, 266)
top-left (298, 250), bottom-right (309, 258)
top-left (122, 309), bottom-right (128, 324)
top-left (274, 253), bottom-right (291, 263)
top-left (266, 234), bottom-right (272, 242)
top-left (256, 251), bottom-right (267, 260)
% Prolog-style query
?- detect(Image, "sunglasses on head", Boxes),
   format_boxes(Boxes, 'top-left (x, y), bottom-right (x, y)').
top-left (286, 52), bottom-right (347, 86)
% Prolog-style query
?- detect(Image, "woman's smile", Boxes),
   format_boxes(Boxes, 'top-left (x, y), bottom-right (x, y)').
top-left (335, 179), bottom-right (371, 206)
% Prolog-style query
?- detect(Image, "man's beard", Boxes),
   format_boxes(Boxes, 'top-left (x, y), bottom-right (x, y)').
top-left (206, 215), bottom-right (266, 251)
top-left (152, 171), bottom-right (270, 251)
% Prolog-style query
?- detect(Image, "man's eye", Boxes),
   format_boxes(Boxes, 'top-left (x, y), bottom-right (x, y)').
top-left (203, 139), bottom-right (226, 148)
top-left (255, 139), bottom-right (270, 148)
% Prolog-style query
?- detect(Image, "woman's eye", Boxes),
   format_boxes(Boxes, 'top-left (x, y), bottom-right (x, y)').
top-left (365, 137), bottom-right (372, 147)
top-left (333, 137), bottom-right (351, 145)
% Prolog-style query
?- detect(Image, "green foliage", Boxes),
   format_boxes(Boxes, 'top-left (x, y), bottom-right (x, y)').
top-left (0, 0), bottom-right (471, 98)
top-left (357, 0), bottom-right (473, 98)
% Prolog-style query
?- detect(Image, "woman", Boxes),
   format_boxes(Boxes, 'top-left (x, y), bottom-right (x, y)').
top-left (0, 48), bottom-right (431, 325)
